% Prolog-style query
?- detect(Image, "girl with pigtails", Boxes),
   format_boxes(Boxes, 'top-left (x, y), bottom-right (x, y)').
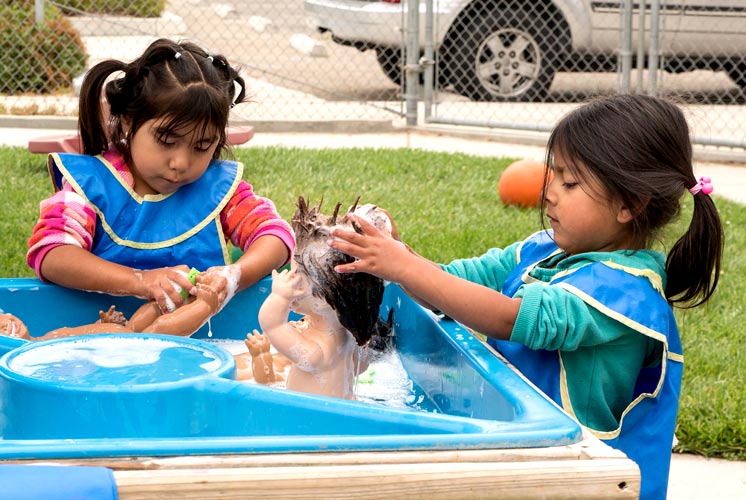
top-left (329, 94), bottom-right (724, 500)
top-left (27, 38), bottom-right (294, 320)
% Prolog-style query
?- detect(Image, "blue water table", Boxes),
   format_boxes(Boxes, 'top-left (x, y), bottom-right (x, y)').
top-left (0, 277), bottom-right (639, 499)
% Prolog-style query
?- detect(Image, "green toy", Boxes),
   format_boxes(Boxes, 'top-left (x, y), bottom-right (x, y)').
top-left (180, 267), bottom-right (200, 299)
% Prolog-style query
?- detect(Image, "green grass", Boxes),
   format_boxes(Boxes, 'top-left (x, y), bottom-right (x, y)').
top-left (2, 145), bottom-right (744, 460)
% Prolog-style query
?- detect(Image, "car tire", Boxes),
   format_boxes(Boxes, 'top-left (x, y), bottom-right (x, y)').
top-left (376, 47), bottom-right (405, 86)
top-left (446, 8), bottom-right (567, 102)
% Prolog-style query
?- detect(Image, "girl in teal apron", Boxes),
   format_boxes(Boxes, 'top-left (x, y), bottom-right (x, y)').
top-left (330, 94), bottom-right (724, 500)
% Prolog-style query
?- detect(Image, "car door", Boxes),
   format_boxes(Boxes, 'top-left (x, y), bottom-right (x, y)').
top-left (585, 0), bottom-right (683, 56)
top-left (666, 0), bottom-right (746, 57)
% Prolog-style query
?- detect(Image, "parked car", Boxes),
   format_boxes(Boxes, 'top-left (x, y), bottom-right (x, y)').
top-left (304, 0), bottom-right (746, 101)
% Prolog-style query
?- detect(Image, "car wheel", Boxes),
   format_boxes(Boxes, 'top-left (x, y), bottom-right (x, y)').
top-left (447, 9), bottom-right (565, 102)
top-left (376, 47), bottom-right (404, 85)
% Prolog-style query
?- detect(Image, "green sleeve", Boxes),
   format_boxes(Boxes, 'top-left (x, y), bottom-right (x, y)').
top-left (512, 281), bottom-right (660, 431)
top-left (439, 241), bottom-right (522, 292)
top-left (512, 282), bottom-right (640, 350)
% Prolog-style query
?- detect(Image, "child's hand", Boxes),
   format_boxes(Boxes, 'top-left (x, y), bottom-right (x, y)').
top-left (195, 264), bottom-right (241, 312)
top-left (136, 265), bottom-right (193, 313)
top-left (328, 214), bottom-right (412, 282)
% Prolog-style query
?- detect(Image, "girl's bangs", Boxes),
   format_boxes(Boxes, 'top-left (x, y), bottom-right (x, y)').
top-left (154, 87), bottom-right (227, 142)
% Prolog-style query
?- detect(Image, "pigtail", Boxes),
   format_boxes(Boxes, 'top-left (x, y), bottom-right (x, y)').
top-left (78, 59), bottom-right (126, 155)
top-left (665, 193), bottom-right (724, 308)
top-left (208, 53), bottom-right (247, 108)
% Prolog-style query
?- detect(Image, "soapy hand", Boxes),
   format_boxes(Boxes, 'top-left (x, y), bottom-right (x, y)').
top-left (195, 264), bottom-right (241, 313)
top-left (0, 313), bottom-right (30, 339)
top-left (328, 214), bottom-right (412, 282)
top-left (136, 265), bottom-right (193, 313)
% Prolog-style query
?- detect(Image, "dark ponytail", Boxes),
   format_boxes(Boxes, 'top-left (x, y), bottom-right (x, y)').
top-left (78, 59), bottom-right (127, 156)
top-left (665, 190), bottom-right (723, 307)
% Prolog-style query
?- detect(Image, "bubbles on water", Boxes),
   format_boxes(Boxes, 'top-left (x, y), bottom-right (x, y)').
top-left (10, 337), bottom-right (224, 385)
top-left (355, 350), bottom-right (420, 410)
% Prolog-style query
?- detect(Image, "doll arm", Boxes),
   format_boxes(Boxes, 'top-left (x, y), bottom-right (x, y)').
top-left (126, 301), bottom-right (162, 332)
top-left (257, 269), bottom-right (325, 368)
top-left (141, 283), bottom-right (224, 336)
top-left (244, 329), bottom-right (278, 384)
top-left (257, 269), bottom-right (304, 335)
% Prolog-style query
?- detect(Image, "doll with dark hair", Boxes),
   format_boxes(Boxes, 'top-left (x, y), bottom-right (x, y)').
top-left (252, 197), bottom-right (391, 399)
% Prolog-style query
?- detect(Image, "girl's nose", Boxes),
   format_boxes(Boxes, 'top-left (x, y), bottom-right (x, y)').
top-left (168, 147), bottom-right (190, 172)
top-left (543, 177), bottom-right (557, 204)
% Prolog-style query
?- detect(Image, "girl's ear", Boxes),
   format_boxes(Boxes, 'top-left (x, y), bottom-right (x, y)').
top-left (617, 195), bottom-right (650, 223)
top-left (616, 205), bottom-right (634, 224)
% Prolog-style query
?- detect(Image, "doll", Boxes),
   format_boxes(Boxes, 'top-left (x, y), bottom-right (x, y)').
top-left (241, 197), bottom-right (391, 399)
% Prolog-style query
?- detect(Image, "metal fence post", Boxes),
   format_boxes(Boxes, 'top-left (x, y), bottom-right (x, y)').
top-left (636, 0), bottom-right (647, 92)
top-left (422, 0), bottom-right (434, 123)
top-left (619, 0), bottom-right (634, 92)
top-left (647, 0), bottom-right (661, 95)
top-left (405, 0), bottom-right (420, 126)
top-left (35, 0), bottom-right (45, 24)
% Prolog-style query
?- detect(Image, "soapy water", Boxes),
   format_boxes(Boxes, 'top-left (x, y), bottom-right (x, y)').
top-left (208, 339), bottom-right (437, 412)
top-left (6, 335), bottom-right (435, 411)
top-left (9, 337), bottom-right (224, 385)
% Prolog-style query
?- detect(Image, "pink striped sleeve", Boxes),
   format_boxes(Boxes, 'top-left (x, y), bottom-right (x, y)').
top-left (221, 181), bottom-right (295, 263)
top-left (26, 184), bottom-right (97, 280)
top-left (27, 150), bottom-right (134, 279)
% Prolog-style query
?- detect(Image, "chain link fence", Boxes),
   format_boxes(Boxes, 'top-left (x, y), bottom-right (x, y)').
top-left (2, 1), bottom-right (746, 151)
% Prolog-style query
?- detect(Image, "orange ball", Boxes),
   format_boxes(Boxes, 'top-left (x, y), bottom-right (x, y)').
top-left (498, 159), bottom-right (548, 208)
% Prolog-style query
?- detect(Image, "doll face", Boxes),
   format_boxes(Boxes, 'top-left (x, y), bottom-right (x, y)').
top-left (288, 262), bottom-right (333, 317)
top-left (127, 117), bottom-right (220, 196)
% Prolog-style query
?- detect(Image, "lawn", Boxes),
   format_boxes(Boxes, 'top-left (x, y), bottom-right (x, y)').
top-left (1, 145), bottom-right (744, 459)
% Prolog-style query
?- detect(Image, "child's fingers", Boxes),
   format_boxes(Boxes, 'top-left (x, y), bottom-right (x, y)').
top-left (329, 225), bottom-right (363, 244)
top-left (327, 234), bottom-right (363, 262)
top-left (334, 260), bottom-right (362, 274)
top-left (346, 214), bottom-right (380, 236)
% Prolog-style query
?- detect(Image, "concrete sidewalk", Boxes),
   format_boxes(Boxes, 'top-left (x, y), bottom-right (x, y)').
top-left (2, 123), bottom-right (746, 499)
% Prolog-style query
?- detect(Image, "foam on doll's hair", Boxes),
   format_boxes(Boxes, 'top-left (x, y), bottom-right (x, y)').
top-left (291, 197), bottom-right (388, 347)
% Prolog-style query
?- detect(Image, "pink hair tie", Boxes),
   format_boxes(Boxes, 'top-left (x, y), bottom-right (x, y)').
top-left (689, 176), bottom-right (714, 196)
